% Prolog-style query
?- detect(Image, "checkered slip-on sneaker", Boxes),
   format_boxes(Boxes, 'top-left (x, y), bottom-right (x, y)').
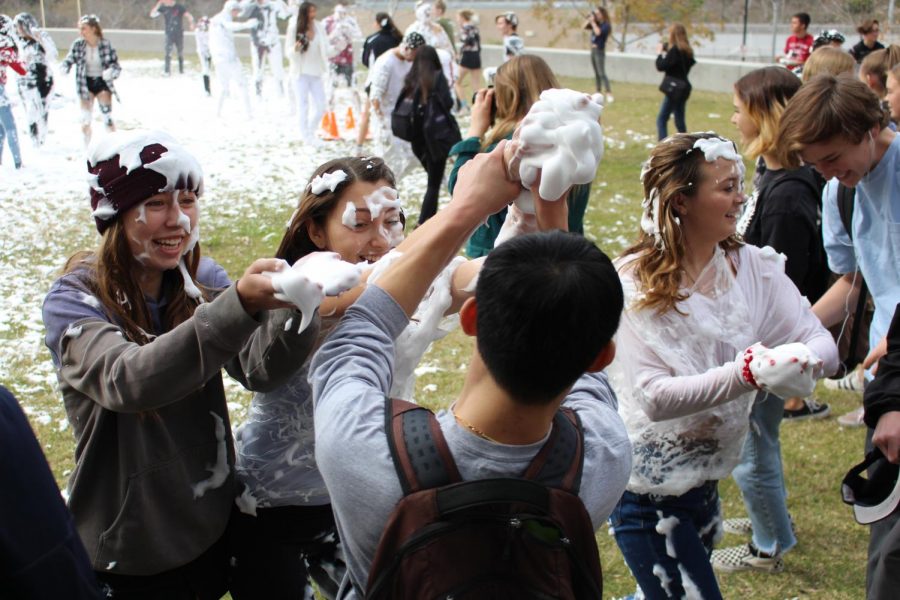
top-left (711, 543), bottom-right (784, 573)
top-left (722, 517), bottom-right (753, 536)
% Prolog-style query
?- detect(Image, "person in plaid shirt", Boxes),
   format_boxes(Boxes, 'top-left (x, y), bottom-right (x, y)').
top-left (61, 15), bottom-right (121, 145)
top-left (0, 14), bottom-right (24, 169)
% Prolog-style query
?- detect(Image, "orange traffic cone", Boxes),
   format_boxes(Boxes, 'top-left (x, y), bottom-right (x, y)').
top-left (345, 106), bottom-right (356, 130)
top-left (320, 111), bottom-right (339, 140)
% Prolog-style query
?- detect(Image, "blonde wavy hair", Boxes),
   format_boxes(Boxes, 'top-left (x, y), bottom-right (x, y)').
top-left (619, 132), bottom-right (743, 315)
top-left (734, 66), bottom-right (801, 160)
top-left (483, 55), bottom-right (559, 149)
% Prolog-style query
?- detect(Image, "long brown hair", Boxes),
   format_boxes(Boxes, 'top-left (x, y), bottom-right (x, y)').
top-left (63, 219), bottom-right (207, 345)
top-left (620, 132), bottom-right (742, 315)
top-left (483, 54), bottom-right (559, 149)
top-left (296, 2), bottom-right (316, 52)
top-left (277, 156), bottom-right (398, 264)
top-left (668, 23), bottom-right (693, 58)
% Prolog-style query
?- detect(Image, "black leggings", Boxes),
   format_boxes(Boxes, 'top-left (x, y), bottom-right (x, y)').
top-left (415, 150), bottom-right (449, 225)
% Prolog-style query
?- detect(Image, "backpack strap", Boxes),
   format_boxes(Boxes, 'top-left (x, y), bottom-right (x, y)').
top-left (837, 183), bottom-right (855, 241)
top-left (384, 397), bottom-right (462, 496)
top-left (521, 408), bottom-right (585, 494)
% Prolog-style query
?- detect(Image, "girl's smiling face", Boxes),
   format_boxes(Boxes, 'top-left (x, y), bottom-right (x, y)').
top-left (122, 190), bottom-right (198, 273)
top-left (307, 179), bottom-right (403, 264)
top-left (678, 158), bottom-right (745, 246)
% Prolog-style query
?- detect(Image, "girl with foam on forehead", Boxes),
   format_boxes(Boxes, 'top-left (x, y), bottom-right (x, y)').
top-left (607, 132), bottom-right (838, 599)
top-left (41, 130), bottom-right (321, 597)
top-left (232, 155), bottom-right (402, 597)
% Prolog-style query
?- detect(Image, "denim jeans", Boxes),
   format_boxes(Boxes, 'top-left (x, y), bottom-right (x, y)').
top-left (0, 95), bottom-right (22, 167)
top-left (656, 94), bottom-right (687, 140)
top-left (610, 482), bottom-right (723, 600)
top-left (591, 47), bottom-right (611, 93)
top-left (732, 391), bottom-right (796, 555)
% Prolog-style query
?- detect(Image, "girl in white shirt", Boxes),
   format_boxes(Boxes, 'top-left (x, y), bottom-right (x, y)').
top-left (286, 1), bottom-right (333, 145)
top-left (609, 132), bottom-right (838, 599)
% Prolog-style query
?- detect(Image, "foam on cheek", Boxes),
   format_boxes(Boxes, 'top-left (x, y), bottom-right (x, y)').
top-left (174, 191), bottom-right (192, 234)
top-left (510, 88), bottom-right (604, 203)
top-left (134, 202), bottom-right (147, 224)
top-left (309, 170), bottom-right (348, 195)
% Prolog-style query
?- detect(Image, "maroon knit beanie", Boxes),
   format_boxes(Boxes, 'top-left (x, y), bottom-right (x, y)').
top-left (87, 131), bottom-right (203, 234)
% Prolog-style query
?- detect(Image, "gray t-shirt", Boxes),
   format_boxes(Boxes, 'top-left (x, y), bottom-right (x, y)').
top-left (311, 285), bottom-right (632, 596)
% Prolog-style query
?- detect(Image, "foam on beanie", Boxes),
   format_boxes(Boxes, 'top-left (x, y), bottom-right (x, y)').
top-left (87, 130), bottom-right (203, 234)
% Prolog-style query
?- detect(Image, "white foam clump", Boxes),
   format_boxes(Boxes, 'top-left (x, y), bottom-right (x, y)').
top-left (91, 197), bottom-right (116, 221)
top-left (389, 256), bottom-right (467, 401)
top-left (363, 186), bottom-right (401, 218)
top-left (269, 252), bottom-right (363, 334)
top-left (494, 203), bottom-right (538, 247)
top-left (692, 135), bottom-right (746, 185)
top-left (747, 342), bottom-right (823, 399)
top-left (505, 88), bottom-right (604, 206)
top-left (106, 561), bottom-right (117, 570)
top-left (652, 564), bottom-right (674, 597)
top-left (341, 202), bottom-right (357, 228)
top-left (655, 510), bottom-right (680, 559)
top-left (191, 411), bottom-right (230, 498)
top-left (309, 170), bottom-right (348, 195)
top-left (80, 293), bottom-right (101, 309)
top-left (757, 245), bottom-right (786, 267)
top-left (64, 324), bottom-right (83, 339)
top-left (235, 486), bottom-right (259, 516)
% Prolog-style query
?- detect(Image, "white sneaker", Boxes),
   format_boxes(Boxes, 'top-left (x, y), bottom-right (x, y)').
top-left (837, 406), bottom-right (866, 427)
top-left (712, 543), bottom-right (784, 573)
top-left (723, 517), bottom-right (753, 536)
top-left (824, 369), bottom-right (864, 393)
top-left (605, 93), bottom-right (615, 104)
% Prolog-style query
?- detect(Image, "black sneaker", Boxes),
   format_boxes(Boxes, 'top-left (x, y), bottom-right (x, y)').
top-left (783, 397), bottom-right (830, 421)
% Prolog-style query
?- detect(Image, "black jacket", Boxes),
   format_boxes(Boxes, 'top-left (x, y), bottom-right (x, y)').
top-left (411, 73), bottom-right (460, 160)
top-left (363, 28), bottom-right (401, 68)
top-left (864, 304), bottom-right (900, 429)
top-left (656, 45), bottom-right (695, 83)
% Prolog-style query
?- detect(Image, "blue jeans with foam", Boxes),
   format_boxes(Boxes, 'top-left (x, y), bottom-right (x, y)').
top-left (0, 88), bottom-right (22, 167)
top-left (732, 391), bottom-right (797, 556)
top-left (610, 481), bottom-right (723, 600)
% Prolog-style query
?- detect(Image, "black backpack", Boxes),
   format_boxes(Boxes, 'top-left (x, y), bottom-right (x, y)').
top-left (391, 92), bottom-right (416, 142)
top-left (365, 398), bottom-right (604, 600)
top-left (837, 184), bottom-right (872, 372)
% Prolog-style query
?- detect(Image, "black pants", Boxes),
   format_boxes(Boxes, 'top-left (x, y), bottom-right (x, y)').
top-left (413, 146), bottom-right (448, 225)
top-left (164, 33), bottom-right (185, 74)
top-left (95, 523), bottom-right (231, 600)
top-left (865, 427), bottom-right (900, 599)
top-left (229, 504), bottom-right (344, 600)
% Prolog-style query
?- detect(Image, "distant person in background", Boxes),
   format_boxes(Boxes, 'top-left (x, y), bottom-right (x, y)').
top-left (322, 2), bottom-right (362, 87)
top-left (0, 14), bottom-right (24, 170)
top-left (454, 9), bottom-right (480, 112)
top-left (851, 19), bottom-right (884, 64)
top-left (356, 12), bottom-right (402, 152)
top-left (433, 0), bottom-right (456, 56)
top-left (405, 2), bottom-right (454, 58)
top-left (811, 29), bottom-right (846, 53)
top-left (586, 6), bottom-right (612, 103)
top-left (209, 0), bottom-right (257, 118)
top-left (60, 14), bottom-right (121, 145)
top-left (859, 45), bottom-right (900, 101)
top-left (655, 22), bottom-right (695, 140)
top-left (801, 46), bottom-right (855, 82)
top-left (0, 385), bottom-right (102, 599)
top-left (242, 0), bottom-right (290, 97)
top-left (885, 63), bottom-right (900, 122)
top-left (495, 12), bottom-right (523, 61)
top-left (286, 1), bottom-right (334, 146)
top-left (12, 12), bottom-right (56, 148)
top-left (397, 45), bottom-right (460, 224)
top-left (195, 16), bottom-right (212, 96)
top-left (779, 12), bottom-right (813, 71)
top-left (150, 0), bottom-right (194, 76)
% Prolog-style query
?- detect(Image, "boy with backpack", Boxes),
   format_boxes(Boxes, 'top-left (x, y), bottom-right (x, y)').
top-left (778, 73), bottom-right (900, 599)
top-left (311, 143), bottom-right (632, 598)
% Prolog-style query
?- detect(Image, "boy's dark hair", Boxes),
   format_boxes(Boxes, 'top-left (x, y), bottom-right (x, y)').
top-left (777, 73), bottom-right (888, 168)
top-left (793, 12), bottom-right (810, 29)
top-left (474, 231), bottom-right (623, 405)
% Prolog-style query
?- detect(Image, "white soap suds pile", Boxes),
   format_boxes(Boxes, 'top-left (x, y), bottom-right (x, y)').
top-left (505, 88), bottom-right (604, 209)
top-left (191, 411), bottom-right (230, 498)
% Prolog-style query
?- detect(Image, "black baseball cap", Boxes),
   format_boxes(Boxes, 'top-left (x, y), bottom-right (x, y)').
top-left (842, 448), bottom-right (900, 524)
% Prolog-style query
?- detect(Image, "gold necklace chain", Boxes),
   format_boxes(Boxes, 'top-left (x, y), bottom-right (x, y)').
top-left (451, 406), bottom-right (500, 443)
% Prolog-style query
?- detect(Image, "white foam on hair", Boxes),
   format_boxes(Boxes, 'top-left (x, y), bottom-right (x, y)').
top-left (87, 130), bottom-right (204, 197)
top-left (309, 170), bottom-right (348, 195)
top-left (509, 88), bottom-right (604, 203)
top-left (91, 197), bottom-right (116, 221)
top-left (178, 259), bottom-right (204, 300)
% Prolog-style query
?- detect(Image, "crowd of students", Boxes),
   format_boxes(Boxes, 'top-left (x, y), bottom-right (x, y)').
top-left (2, 4), bottom-right (900, 600)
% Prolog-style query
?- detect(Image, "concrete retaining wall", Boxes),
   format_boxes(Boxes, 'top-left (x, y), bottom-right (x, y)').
top-left (48, 28), bottom-right (771, 94)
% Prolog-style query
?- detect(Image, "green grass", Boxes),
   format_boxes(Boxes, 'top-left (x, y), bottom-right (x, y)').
top-left (11, 73), bottom-right (869, 599)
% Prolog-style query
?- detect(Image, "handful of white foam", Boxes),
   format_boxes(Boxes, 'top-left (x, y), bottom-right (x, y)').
top-left (503, 89), bottom-right (604, 212)
top-left (745, 342), bottom-right (824, 399)
top-left (268, 252), bottom-right (362, 333)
